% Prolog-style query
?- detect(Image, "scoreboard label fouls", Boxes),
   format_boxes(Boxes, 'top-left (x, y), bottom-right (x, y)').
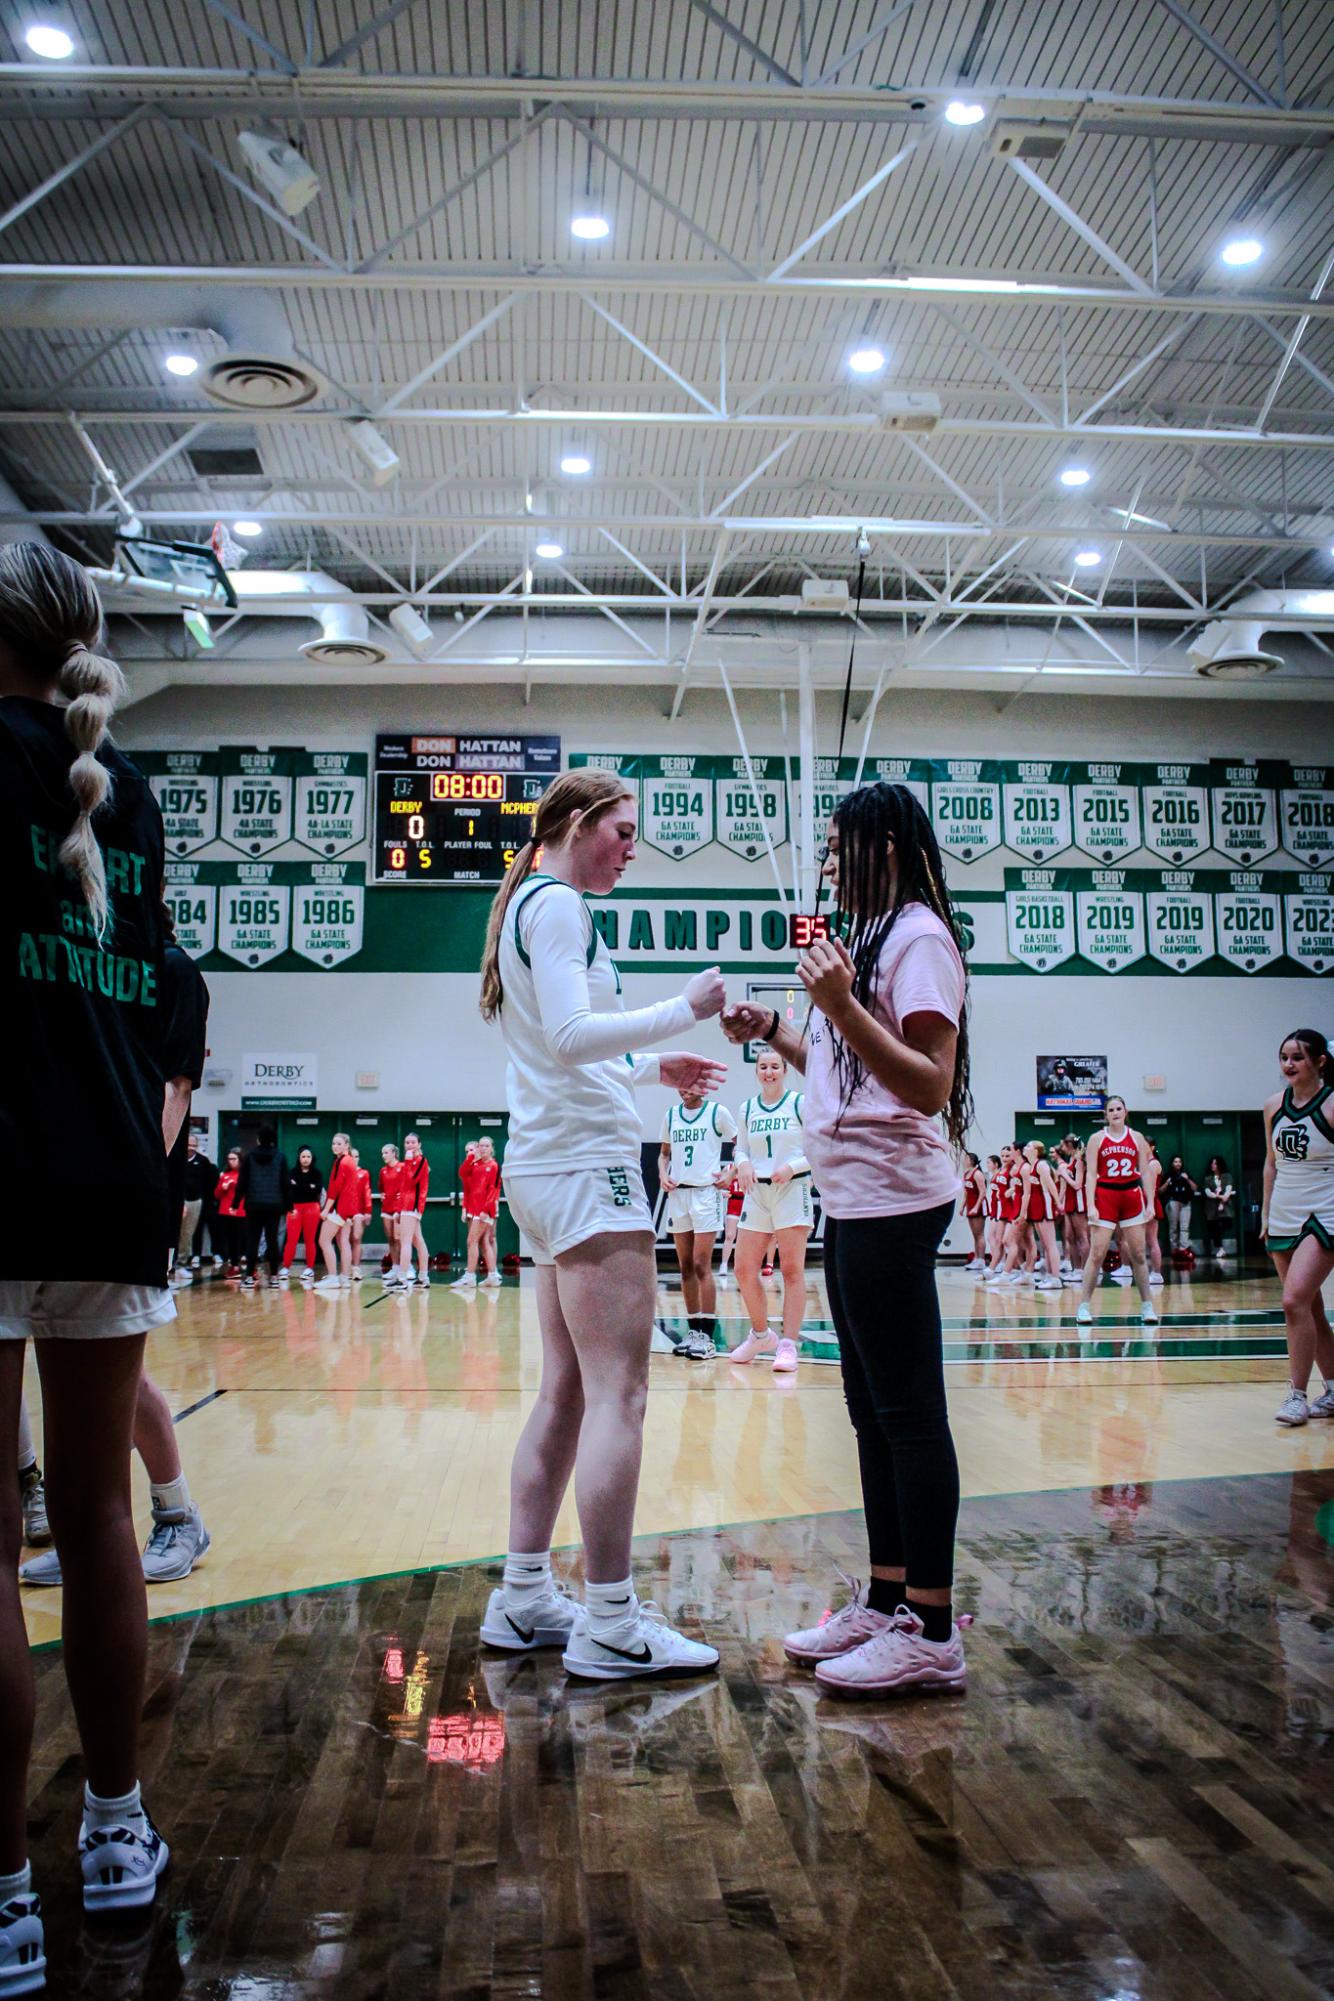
top-left (373, 733), bottom-right (559, 885)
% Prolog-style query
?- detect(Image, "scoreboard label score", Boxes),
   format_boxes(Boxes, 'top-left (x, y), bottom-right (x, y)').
top-left (373, 734), bottom-right (558, 884)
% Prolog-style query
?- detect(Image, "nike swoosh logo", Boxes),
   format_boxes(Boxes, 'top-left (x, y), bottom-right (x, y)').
top-left (594, 1638), bottom-right (653, 1663)
top-left (505, 1613), bottom-right (535, 1643)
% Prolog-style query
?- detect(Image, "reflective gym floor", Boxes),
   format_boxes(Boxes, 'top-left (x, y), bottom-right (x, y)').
top-left (20, 1266), bottom-right (1334, 1998)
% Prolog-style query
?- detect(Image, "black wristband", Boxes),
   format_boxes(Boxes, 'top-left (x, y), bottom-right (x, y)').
top-left (761, 1008), bottom-right (780, 1043)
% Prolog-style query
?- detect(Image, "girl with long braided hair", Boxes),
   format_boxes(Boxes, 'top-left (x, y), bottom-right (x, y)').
top-left (723, 781), bottom-right (973, 1698)
top-left (0, 542), bottom-right (174, 1964)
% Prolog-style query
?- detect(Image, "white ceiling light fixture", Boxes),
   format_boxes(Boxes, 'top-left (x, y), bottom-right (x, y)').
top-left (236, 129), bottom-right (321, 218)
top-left (570, 214), bottom-right (611, 241)
top-left (560, 454), bottom-right (592, 476)
top-left (24, 24), bottom-right (74, 57)
top-left (1220, 236), bottom-right (1263, 268)
top-left (848, 346), bottom-right (887, 375)
top-left (1074, 549), bottom-right (1102, 567)
top-left (233, 519), bottom-right (264, 538)
top-left (944, 100), bottom-right (986, 126)
top-left (164, 353), bottom-right (199, 378)
top-left (534, 540), bottom-right (564, 559)
top-left (1059, 466), bottom-right (1091, 487)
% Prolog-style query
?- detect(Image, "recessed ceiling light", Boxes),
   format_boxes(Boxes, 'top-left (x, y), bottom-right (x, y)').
top-left (164, 353), bottom-right (199, 377)
top-left (560, 454), bottom-right (591, 476)
top-left (25, 24), bottom-right (74, 58)
top-left (534, 540), bottom-right (563, 559)
top-left (233, 519), bottom-right (264, 538)
top-left (1074, 549), bottom-right (1101, 567)
top-left (570, 214), bottom-right (610, 241)
top-left (944, 100), bottom-right (986, 126)
top-left (1220, 236), bottom-right (1263, 267)
top-left (848, 346), bottom-right (886, 375)
top-left (1059, 465), bottom-right (1091, 487)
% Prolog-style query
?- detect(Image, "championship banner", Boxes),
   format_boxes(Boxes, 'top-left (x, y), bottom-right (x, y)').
top-left (1139, 761), bottom-right (1212, 866)
top-left (1214, 870), bottom-right (1284, 973)
top-left (1004, 869), bottom-right (1077, 970)
top-left (219, 746), bottom-right (297, 856)
top-left (1282, 873), bottom-right (1333, 975)
top-left (1209, 760), bottom-right (1281, 867)
top-left (715, 756), bottom-right (789, 861)
top-left (1001, 762), bottom-right (1074, 864)
top-left (290, 862), bottom-right (366, 968)
top-left (1075, 870), bottom-right (1146, 973)
top-left (1071, 762), bottom-right (1142, 865)
top-left (293, 750), bottom-right (369, 857)
top-left (929, 758), bottom-right (1004, 862)
top-left (163, 860), bottom-right (222, 958)
top-left (638, 755), bottom-right (715, 859)
top-left (217, 864), bottom-right (292, 968)
top-left (139, 750), bottom-right (220, 857)
top-left (1280, 766), bottom-right (1334, 869)
top-left (1145, 870), bottom-right (1216, 972)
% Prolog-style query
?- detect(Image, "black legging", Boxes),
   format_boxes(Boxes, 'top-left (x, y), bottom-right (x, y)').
top-left (823, 1201), bottom-right (958, 1590)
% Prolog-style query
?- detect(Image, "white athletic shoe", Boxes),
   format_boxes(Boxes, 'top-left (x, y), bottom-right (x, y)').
top-left (79, 1809), bottom-right (169, 1913)
top-left (314, 1275), bottom-right (343, 1292)
top-left (1113, 1263), bottom-right (1133, 1281)
top-left (450, 1275), bottom-right (478, 1293)
top-left (1308, 1384), bottom-right (1334, 1418)
top-left (480, 1272), bottom-right (502, 1289)
top-left (963, 1256), bottom-right (985, 1274)
top-left (983, 1269), bottom-right (1009, 1286)
top-left (277, 1267), bottom-right (290, 1280)
top-left (1059, 1260), bottom-right (1073, 1275)
top-left (417, 1273), bottom-right (431, 1289)
top-left (0, 1880), bottom-right (43, 1995)
top-left (300, 1267), bottom-right (315, 1282)
top-left (352, 1269), bottom-right (363, 1283)
top-left (563, 1601), bottom-right (719, 1682)
top-left (1275, 1389), bottom-right (1310, 1427)
top-left (1149, 1271), bottom-right (1165, 1287)
top-left (1036, 1276), bottom-right (1063, 1291)
top-left (1075, 1302), bottom-right (1094, 1325)
top-left (1140, 1301), bottom-right (1159, 1325)
top-left (480, 1583), bottom-right (582, 1652)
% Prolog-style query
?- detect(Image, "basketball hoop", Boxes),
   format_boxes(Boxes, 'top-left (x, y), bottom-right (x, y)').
top-left (211, 521), bottom-right (245, 573)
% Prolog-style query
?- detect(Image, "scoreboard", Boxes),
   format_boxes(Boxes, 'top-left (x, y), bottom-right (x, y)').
top-left (373, 733), bottom-right (559, 884)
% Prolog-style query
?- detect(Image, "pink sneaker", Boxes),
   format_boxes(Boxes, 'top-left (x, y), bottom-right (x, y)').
top-left (729, 1329), bottom-right (777, 1363)
top-left (771, 1338), bottom-right (798, 1373)
top-left (814, 1606), bottom-right (967, 1698)
top-left (784, 1578), bottom-right (895, 1665)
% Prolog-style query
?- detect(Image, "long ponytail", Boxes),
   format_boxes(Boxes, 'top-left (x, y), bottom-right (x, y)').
top-left (479, 768), bottom-right (636, 1020)
top-left (0, 542), bottom-right (124, 940)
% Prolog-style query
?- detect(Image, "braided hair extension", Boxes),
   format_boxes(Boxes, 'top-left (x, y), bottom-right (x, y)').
top-left (828, 780), bottom-right (974, 1148)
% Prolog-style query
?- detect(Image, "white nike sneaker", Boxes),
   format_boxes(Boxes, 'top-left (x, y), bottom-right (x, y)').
top-left (1140, 1301), bottom-right (1159, 1325)
top-left (480, 1584), bottom-right (582, 1652)
top-left (1075, 1302), bottom-right (1093, 1325)
top-left (1275, 1389), bottom-right (1310, 1427)
top-left (450, 1275), bottom-right (478, 1293)
top-left (79, 1809), bottom-right (169, 1913)
top-left (563, 1600), bottom-right (719, 1681)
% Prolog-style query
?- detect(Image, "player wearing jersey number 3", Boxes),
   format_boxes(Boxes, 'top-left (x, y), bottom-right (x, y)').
top-left (477, 770), bottom-right (727, 1681)
top-left (1076, 1096), bottom-right (1159, 1326)
top-left (658, 1092), bottom-right (736, 1359)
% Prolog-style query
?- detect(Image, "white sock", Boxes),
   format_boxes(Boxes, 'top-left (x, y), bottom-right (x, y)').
top-left (0, 1861), bottom-right (31, 1899)
top-left (83, 1781), bottom-right (144, 1838)
top-left (502, 1552), bottom-right (552, 1608)
top-left (150, 1473), bottom-right (191, 1516)
top-left (398, 1265), bottom-right (413, 1283)
top-left (585, 1577), bottom-right (637, 1636)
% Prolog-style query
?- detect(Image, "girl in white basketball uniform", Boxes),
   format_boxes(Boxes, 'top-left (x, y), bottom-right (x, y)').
top-left (477, 769), bottom-right (727, 1680)
top-left (729, 1049), bottom-right (812, 1371)
top-left (1262, 1027), bottom-right (1334, 1427)
top-left (659, 1094), bottom-right (737, 1359)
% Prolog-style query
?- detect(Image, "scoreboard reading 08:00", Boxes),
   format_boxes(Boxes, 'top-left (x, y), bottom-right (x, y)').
top-left (373, 732), bottom-right (560, 884)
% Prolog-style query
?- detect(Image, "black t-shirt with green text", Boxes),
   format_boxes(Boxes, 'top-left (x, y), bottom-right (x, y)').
top-left (2, 694), bottom-right (169, 1285)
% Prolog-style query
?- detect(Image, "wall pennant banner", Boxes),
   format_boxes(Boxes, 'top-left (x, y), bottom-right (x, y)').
top-left (163, 860), bottom-right (222, 957)
top-left (1280, 765), bottom-right (1334, 869)
top-left (1071, 762), bottom-right (1143, 865)
top-left (1075, 870), bottom-right (1147, 973)
top-left (929, 758), bottom-right (1005, 862)
top-left (1208, 759), bottom-right (1281, 867)
top-left (1139, 761), bottom-right (1213, 866)
top-left (1001, 761), bottom-right (1074, 864)
top-left (217, 863), bottom-right (292, 968)
top-left (293, 750), bottom-right (369, 857)
top-left (139, 750), bottom-right (221, 857)
top-left (219, 746), bottom-right (298, 856)
top-left (639, 755), bottom-right (716, 859)
top-left (1004, 869), bottom-right (1077, 970)
top-left (1214, 870), bottom-right (1285, 973)
top-left (290, 863), bottom-right (366, 968)
top-left (1283, 873), bottom-right (1334, 974)
top-left (1145, 870), bottom-right (1217, 972)
top-left (715, 755), bottom-right (790, 861)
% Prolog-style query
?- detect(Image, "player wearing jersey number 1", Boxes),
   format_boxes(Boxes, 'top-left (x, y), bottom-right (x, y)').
top-left (1076, 1095), bottom-right (1159, 1326)
top-left (476, 769), bottom-right (727, 1681)
top-left (658, 1092), bottom-right (737, 1358)
top-left (729, 1051), bottom-right (812, 1371)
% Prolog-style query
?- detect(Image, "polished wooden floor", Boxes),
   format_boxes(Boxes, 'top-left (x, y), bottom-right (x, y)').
top-left (24, 1470), bottom-right (1334, 2000)
top-left (19, 1264), bottom-right (1334, 1646)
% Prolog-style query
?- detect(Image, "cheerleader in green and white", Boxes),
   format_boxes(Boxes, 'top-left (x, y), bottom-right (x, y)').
top-left (729, 1047), bottom-right (813, 1372)
top-left (1262, 1027), bottom-right (1334, 1427)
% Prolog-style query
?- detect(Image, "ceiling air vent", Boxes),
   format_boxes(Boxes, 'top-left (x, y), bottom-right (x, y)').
top-left (298, 602), bottom-right (390, 668)
top-left (186, 430), bottom-right (265, 479)
top-left (989, 119), bottom-right (1072, 162)
top-left (204, 353), bottom-right (323, 410)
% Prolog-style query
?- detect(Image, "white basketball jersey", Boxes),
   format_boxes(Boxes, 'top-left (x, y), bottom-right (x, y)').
top-left (660, 1099), bottom-right (738, 1185)
top-left (737, 1090), bottom-right (808, 1181)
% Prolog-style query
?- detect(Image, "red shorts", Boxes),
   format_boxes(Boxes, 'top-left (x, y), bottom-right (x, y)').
top-left (1027, 1190), bottom-right (1053, 1224)
top-left (1094, 1183), bottom-right (1148, 1227)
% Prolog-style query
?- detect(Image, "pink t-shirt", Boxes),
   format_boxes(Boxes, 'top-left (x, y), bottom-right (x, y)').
top-left (803, 903), bottom-right (965, 1219)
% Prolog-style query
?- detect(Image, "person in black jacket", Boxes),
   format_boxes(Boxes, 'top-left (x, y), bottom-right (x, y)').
top-left (238, 1128), bottom-right (289, 1288)
top-left (1162, 1155), bottom-right (1198, 1257)
top-left (180, 1136), bottom-right (218, 1272)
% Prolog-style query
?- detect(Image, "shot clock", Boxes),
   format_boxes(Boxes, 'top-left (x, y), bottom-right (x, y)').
top-left (373, 733), bottom-right (559, 884)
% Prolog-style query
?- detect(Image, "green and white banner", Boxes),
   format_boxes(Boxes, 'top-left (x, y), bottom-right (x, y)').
top-left (1209, 760), bottom-right (1281, 867)
top-left (715, 757), bottom-right (789, 861)
top-left (1214, 870), bottom-right (1285, 973)
top-left (638, 755), bottom-right (716, 859)
top-left (1076, 871), bottom-right (1147, 973)
top-left (219, 746), bottom-right (298, 856)
top-left (1004, 871), bottom-right (1077, 970)
top-left (1281, 766), bottom-right (1334, 869)
top-left (1285, 873), bottom-right (1334, 974)
top-left (139, 750), bottom-right (220, 857)
top-left (163, 861), bottom-right (218, 958)
top-left (1072, 763), bottom-right (1142, 865)
top-left (219, 865), bottom-right (292, 968)
top-left (294, 750), bottom-right (368, 857)
top-left (1140, 762), bottom-right (1212, 866)
top-left (929, 758), bottom-right (1004, 863)
top-left (165, 861), bottom-right (368, 970)
top-left (1145, 871), bottom-right (1216, 972)
top-left (291, 863), bottom-right (365, 968)
top-left (1002, 763), bottom-right (1074, 864)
